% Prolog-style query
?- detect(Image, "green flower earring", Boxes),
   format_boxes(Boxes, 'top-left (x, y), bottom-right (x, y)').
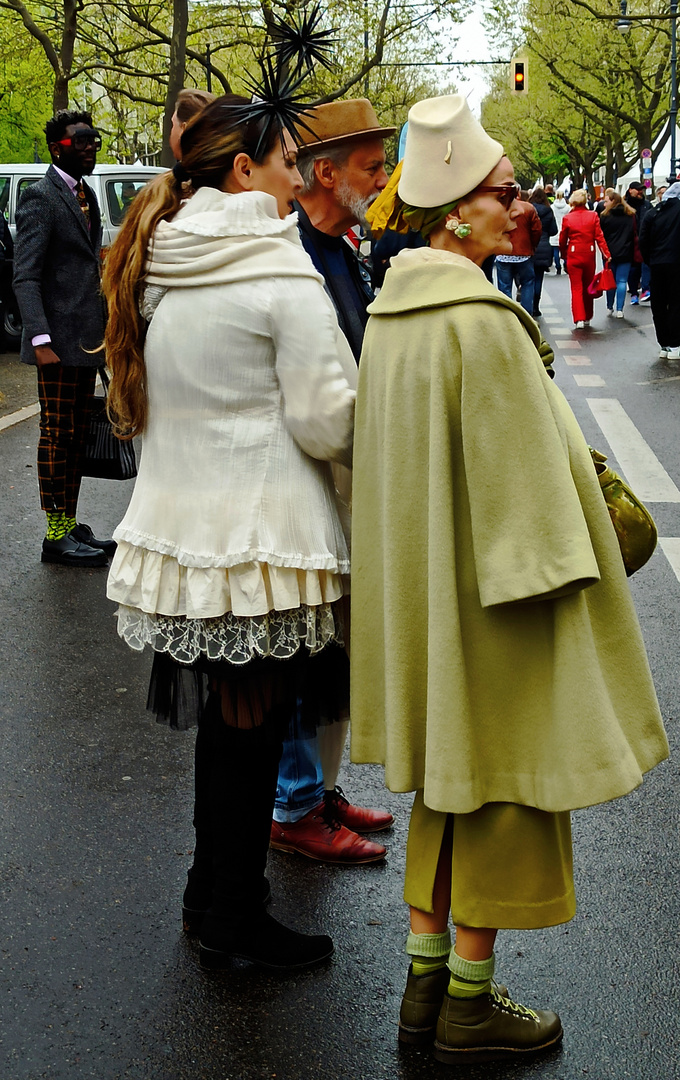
top-left (445, 220), bottom-right (472, 238)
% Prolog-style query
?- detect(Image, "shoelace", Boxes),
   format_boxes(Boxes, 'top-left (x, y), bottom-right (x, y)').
top-left (491, 986), bottom-right (539, 1022)
top-left (320, 786), bottom-right (347, 832)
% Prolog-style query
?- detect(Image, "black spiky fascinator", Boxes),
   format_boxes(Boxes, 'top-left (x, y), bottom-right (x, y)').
top-left (270, 5), bottom-right (338, 75)
top-left (222, 4), bottom-right (337, 156)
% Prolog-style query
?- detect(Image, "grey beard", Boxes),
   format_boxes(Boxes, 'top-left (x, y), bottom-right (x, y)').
top-left (336, 177), bottom-right (376, 230)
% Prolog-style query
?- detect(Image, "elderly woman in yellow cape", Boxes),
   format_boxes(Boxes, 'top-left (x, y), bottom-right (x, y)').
top-left (350, 95), bottom-right (668, 1065)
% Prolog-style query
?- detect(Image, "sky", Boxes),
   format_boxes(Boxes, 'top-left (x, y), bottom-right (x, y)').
top-left (446, 9), bottom-right (496, 116)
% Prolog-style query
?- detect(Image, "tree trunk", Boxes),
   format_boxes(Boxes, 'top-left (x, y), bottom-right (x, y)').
top-left (161, 0), bottom-right (188, 168)
top-left (53, 74), bottom-right (69, 113)
top-left (604, 137), bottom-right (614, 189)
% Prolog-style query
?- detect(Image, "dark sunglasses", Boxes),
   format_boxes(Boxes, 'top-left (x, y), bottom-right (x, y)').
top-left (56, 129), bottom-right (102, 152)
top-left (475, 183), bottom-right (521, 209)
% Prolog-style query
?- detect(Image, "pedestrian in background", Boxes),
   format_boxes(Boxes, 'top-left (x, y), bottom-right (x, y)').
top-left (352, 92), bottom-right (668, 1064)
top-left (651, 184), bottom-right (667, 207)
top-left (495, 191), bottom-right (541, 315)
top-left (168, 88), bottom-right (215, 161)
top-left (639, 181), bottom-right (680, 359)
top-left (103, 95), bottom-right (357, 971)
top-left (13, 109), bottom-right (113, 567)
top-left (624, 181), bottom-right (651, 303)
top-left (599, 188), bottom-right (637, 319)
top-left (528, 187), bottom-right (557, 317)
top-left (559, 189), bottom-right (610, 328)
top-left (549, 188), bottom-right (569, 272)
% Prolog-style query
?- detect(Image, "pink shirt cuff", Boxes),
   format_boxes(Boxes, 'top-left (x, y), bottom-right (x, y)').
top-left (32, 335), bottom-right (51, 347)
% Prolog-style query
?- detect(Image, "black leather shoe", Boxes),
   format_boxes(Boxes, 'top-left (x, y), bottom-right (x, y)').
top-left (42, 534), bottom-right (108, 567)
top-left (70, 522), bottom-right (117, 556)
top-left (199, 910), bottom-right (333, 971)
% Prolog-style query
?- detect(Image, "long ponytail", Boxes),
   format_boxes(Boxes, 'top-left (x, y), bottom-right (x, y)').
top-left (103, 171), bottom-right (184, 438)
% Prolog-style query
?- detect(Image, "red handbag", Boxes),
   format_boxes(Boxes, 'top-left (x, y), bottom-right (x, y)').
top-left (588, 266), bottom-right (617, 297)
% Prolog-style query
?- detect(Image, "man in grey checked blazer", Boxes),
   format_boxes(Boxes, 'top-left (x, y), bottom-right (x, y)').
top-left (14, 109), bottom-right (115, 567)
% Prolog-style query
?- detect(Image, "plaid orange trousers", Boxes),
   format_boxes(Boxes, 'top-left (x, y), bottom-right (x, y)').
top-left (36, 364), bottom-right (96, 516)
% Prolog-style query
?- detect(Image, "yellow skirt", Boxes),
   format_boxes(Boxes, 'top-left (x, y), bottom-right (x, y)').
top-left (404, 791), bottom-right (576, 930)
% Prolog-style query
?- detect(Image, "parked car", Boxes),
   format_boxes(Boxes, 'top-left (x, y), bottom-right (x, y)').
top-left (0, 162), bottom-right (165, 348)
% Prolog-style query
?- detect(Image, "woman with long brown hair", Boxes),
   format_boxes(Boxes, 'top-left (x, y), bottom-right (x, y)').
top-left (103, 94), bottom-right (356, 971)
top-left (599, 187), bottom-right (636, 318)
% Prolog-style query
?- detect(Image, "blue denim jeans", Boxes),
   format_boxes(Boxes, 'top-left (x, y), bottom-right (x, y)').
top-left (273, 700), bottom-right (324, 823)
top-left (495, 259), bottom-right (535, 315)
top-left (606, 261), bottom-right (632, 311)
top-left (552, 246), bottom-right (561, 270)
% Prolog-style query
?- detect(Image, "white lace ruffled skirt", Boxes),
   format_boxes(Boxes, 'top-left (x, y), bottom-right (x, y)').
top-left (108, 540), bottom-right (349, 730)
top-left (109, 540), bottom-right (346, 664)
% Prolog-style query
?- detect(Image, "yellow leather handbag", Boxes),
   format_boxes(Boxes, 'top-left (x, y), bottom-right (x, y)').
top-left (590, 448), bottom-right (657, 576)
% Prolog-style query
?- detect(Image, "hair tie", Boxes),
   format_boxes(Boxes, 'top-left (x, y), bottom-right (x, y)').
top-left (172, 161), bottom-right (191, 184)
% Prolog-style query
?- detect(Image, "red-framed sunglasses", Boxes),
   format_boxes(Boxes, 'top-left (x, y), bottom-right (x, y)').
top-left (56, 129), bottom-right (102, 151)
top-left (475, 183), bottom-right (521, 209)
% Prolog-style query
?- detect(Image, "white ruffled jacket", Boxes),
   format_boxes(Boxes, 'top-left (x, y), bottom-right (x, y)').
top-left (107, 188), bottom-right (357, 622)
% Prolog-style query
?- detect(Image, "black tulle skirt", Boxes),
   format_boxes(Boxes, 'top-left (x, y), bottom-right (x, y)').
top-left (147, 642), bottom-right (350, 733)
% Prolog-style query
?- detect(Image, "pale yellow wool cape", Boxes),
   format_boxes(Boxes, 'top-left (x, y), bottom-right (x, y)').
top-left (350, 248), bottom-right (668, 815)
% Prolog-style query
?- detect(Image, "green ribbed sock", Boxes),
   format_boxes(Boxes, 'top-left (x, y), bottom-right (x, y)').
top-left (447, 948), bottom-right (495, 999)
top-left (45, 510), bottom-right (67, 541)
top-left (406, 930), bottom-right (451, 975)
top-left (64, 515), bottom-right (77, 534)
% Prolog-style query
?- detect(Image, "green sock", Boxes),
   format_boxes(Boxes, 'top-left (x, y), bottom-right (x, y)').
top-left (406, 930), bottom-right (451, 976)
top-left (447, 948), bottom-right (495, 999)
top-left (64, 515), bottom-right (77, 533)
top-left (45, 510), bottom-right (67, 541)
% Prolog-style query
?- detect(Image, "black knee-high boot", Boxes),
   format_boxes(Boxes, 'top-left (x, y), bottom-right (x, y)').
top-left (181, 714), bottom-right (215, 933)
top-left (198, 691), bottom-right (333, 971)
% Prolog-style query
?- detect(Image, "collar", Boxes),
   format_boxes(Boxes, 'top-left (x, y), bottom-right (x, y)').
top-left (52, 164), bottom-right (80, 193)
top-left (294, 202), bottom-right (347, 251)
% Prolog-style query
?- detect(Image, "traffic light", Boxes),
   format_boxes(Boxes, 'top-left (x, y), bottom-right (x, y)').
top-left (512, 59), bottom-right (527, 93)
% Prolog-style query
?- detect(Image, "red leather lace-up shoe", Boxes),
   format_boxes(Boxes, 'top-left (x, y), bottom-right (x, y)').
top-left (324, 785), bottom-right (394, 833)
top-left (270, 804), bottom-right (387, 864)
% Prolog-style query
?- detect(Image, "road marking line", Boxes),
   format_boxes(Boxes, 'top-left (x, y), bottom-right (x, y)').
top-left (637, 374), bottom-right (680, 385)
top-left (554, 339), bottom-right (581, 349)
top-left (563, 355), bottom-right (592, 366)
top-left (658, 538), bottom-right (680, 582)
top-left (587, 398), bottom-right (680, 502)
top-left (573, 373), bottom-right (605, 386)
top-left (0, 402), bottom-right (40, 432)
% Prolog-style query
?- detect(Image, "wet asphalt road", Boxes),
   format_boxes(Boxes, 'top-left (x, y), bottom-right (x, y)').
top-left (1, 277), bottom-right (679, 1080)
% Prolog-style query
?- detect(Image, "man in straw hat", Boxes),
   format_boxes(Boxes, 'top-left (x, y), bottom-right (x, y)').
top-left (269, 99), bottom-right (396, 865)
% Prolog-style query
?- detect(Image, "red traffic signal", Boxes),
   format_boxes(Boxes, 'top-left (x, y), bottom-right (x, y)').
top-left (512, 60), bottom-right (527, 93)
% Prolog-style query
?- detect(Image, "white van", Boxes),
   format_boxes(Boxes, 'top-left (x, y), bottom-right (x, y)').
top-left (0, 162), bottom-right (165, 345)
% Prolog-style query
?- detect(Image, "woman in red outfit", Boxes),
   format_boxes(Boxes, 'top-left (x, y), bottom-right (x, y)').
top-left (559, 189), bottom-right (610, 328)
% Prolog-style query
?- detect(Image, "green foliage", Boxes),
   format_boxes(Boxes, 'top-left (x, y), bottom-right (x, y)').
top-left (0, 12), bottom-right (52, 162)
top-left (0, 0), bottom-right (469, 164)
top-left (481, 0), bottom-right (673, 185)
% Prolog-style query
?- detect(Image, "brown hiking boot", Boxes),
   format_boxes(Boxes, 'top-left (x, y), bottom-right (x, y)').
top-left (398, 967), bottom-right (510, 1046)
top-left (433, 987), bottom-right (563, 1063)
top-left (398, 965), bottom-right (451, 1045)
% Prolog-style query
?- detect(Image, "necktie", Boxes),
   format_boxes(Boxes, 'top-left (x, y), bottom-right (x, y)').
top-left (75, 180), bottom-right (90, 229)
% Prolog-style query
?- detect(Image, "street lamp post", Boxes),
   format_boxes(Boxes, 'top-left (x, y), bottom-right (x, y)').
top-left (670, 0), bottom-right (678, 177)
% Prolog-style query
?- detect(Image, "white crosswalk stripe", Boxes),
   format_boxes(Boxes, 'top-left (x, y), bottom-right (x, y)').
top-left (587, 398), bottom-right (680, 502)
